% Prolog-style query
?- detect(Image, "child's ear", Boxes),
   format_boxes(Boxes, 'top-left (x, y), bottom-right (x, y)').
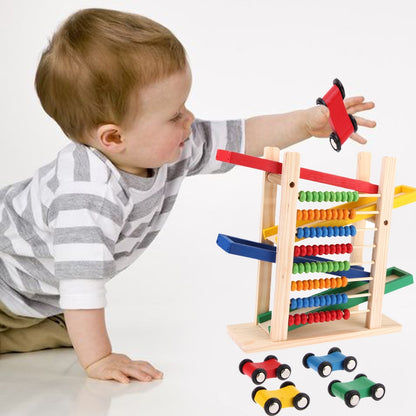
top-left (96, 124), bottom-right (125, 152)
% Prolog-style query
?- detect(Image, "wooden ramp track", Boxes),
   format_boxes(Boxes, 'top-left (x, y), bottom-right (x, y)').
top-left (228, 268), bottom-right (412, 353)
top-left (263, 185), bottom-right (416, 242)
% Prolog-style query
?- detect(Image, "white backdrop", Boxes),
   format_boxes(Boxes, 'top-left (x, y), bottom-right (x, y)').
top-left (1, 1), bottom-right (415, 416)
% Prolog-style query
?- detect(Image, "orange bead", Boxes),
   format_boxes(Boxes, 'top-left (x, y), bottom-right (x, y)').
top-left (308, 280), bottom-right (314, 290)
top-left (297, 281), bottom-right (303, 291)
top-left (297, 210), bottom-right (302, 221)
top-left (325, 279), bottom-right (330, 288)
top-left (326, 209), bottom-right (332, 220)
top-left (291, 281), bottom-right (297, 291)
top-left (314, 209), bottom-right (320, 220)
top-left (349, 208), bottom-right (356, 219)
top-left (336, 277), bottom-right (342, 288)
top-left (330, 278), bottom-right (336, 288)
top-left (343, 209), bottom-right (349, 220)
top-left (308, 209), bottom-right (315, 220)
top-left (314, 279), bottom-right (319, 289)
top-left (303, 210), bottom-right (309, 221)
top-left (341, 276), bottom-right (348, 287)
top-left (319, 279), bottom-right (325, 289)
top-left (332, 209), bottom-right (338, 220)
top-left (320, 209), bottom-right (326, 220)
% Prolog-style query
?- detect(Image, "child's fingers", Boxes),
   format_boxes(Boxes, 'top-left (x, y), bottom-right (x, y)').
top-left (111, 369), bottom-right (130, 384)
top-left (353, 115), bottom-right (377, 128)
top-left (135, 361), bottom-right (164, 379)
top-left (349, 132), bottom-right (367, 144)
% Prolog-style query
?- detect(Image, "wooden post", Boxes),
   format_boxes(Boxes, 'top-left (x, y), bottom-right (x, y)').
top-left (366, 157), bottom-right (396, 328)
top-left (255, 147), bottom-right (280, 322)
top-left (270, 152), bottom-right (301, 341)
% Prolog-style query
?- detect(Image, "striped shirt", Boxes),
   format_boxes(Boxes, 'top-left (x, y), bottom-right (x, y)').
top-left (0, 119), bottom-right (244, 318)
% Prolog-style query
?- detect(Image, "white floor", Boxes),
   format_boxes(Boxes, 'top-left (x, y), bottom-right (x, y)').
top-left (1, 0), bottom-right (416, 415)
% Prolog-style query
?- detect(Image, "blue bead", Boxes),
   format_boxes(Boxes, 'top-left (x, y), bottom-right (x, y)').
top-left (333, 227), bottom-right (339, 237)
top-left (297, 228), bottom-right (304, 239)
top-left (344, 226), bottom-right (351, 237)
top-left (328, 227), bottom-right (334, 237)
top-left (291, 299), bottom-right (296, 309)
top-left (342, 293), bottom-right (348, 303)
top-left (310, 228), bottom-right (316, 238)
top-left (339, 227), bottom-right (345, 236)
top-left (350, 225), bottom-right (357, 236)
top-left (304, 228), bottom-right (310, 238)
top-left (322, 227), bottom-right (328, 237)
top-left (316, 227), bottom-right (322, 238)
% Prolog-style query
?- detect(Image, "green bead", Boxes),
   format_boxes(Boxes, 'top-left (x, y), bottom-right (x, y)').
top-left (317, 262), bottom-right (322, 272)
top-left (332, 262), bottom-right (339, 272)
top-left (306, 191), bottom-right (312, 202)
top-left (293, 263), bottom-right (299, 274)
top-left (299, 191), bottom-right (306, 202)
top-left (311, 262), bottom-right (317, 273)
top-left (338, 261), bottom-right (344, 271)
top-left (353, 191), bottom-right (359, 202)
top-left (327, 261), bottom-right (334, 272)
top-left (305, 262), bottom-right (311, 273)
top-left (318, 192), bottom-right (324, 202)
top-left (324, 191), bottom-right (331, 202)
top-left (347, 192), bottom-right (353, 202)
top-left (329, 192), bottom-right (335, 202)
top-left (312, 191), bottom-right (318, 202)
top-left (298, 263), bottom-right (305, 274)
top-left (335, 191), bottom-right (341, 202)
top-left (321, 262), bottom-right (328, 273)
top-left (344, 261), bottom-right (350, 271)
top-left (341, 191), bottom-right (347, 202)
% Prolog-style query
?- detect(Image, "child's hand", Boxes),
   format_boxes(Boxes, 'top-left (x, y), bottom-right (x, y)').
top-left (307, 96), bottom-right (376, 144)
top-left (85, 352), bottom-right (164, 384)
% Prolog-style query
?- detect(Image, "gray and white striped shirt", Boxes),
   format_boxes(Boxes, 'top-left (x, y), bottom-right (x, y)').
top-left (0, 119), bottom-right (244, 318)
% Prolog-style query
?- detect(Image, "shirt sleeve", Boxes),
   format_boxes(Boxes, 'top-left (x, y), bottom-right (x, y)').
top-left (187, 119), bottom-right (245, 176)
top-left (47, 181), bottom-right (124, 310)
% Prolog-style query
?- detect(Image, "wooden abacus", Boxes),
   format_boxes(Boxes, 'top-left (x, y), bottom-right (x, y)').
top-left (216, 148), bottom-right (416, 352)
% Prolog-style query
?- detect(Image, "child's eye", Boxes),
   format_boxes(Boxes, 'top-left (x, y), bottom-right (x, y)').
top-left (170, 113), bottom-right (183, 123)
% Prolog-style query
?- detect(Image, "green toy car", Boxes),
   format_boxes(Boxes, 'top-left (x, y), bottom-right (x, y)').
top-left (328, 373), bottom-right (385, 408)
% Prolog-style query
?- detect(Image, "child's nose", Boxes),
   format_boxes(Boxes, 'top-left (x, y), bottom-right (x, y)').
top-left (184, 109), bottom-right (195, 129)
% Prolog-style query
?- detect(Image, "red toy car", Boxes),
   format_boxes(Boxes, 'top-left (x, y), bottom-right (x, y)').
top-left (239, 355), bottom-right (291, 385)
top-left (316, 78), bottom-right (358, 152)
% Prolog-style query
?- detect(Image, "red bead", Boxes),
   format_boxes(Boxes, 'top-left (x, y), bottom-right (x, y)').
top-left (301, 246), bottom-right (307, 257)
top-left (307, 246), bottom-right (313, 256)
top-left (330, 245), bottom-right (336, 254)
top-left (294, 314), bottom-right (301, 325)
top-left (308, 313), bottom-right (315, 324)
top-left (294, 246), bottom-right (300, 257)
top-left (301, 314), bottom-right (308, 324)
top-left (319, 245), bottom-right (325, 255)
top-left (346, 243), bottom-right (353, 253)
top-left (288, 315), bottom-right (294, 326)
top-left (313, 245), bottom-right (319, 256)
top-left (336, 310), bottom-right (343, 320)
top-left (343, 309), bottom-right (351, 320)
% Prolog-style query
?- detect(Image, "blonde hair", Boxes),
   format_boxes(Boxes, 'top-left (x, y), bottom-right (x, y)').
top-left (35, 8), bottom-right (187, 141)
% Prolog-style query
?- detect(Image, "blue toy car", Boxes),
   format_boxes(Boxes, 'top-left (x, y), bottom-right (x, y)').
top-left (302, 347), bottom-right (357, 377)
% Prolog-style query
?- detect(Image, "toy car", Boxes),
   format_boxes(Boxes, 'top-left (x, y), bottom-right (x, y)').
top-left (252, 381), bottom-right (310, 415)
top-left (239, 355), bottom-right (291, 385)
top-left (302, 346), bottom-right (357, 377)
top-left (316, 78), bottom-right (358, 152)
top-left (328, 373), bottom-right (385, 408)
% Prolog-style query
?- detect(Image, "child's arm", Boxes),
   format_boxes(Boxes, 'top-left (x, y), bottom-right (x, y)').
top-left (245, 96), bottom-right (376, 156)
top-left (64, 309), bottom-right (163, 383)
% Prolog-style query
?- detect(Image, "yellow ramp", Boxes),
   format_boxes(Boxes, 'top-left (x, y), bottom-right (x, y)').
top-left (264, 185), bottom-right (416, 242)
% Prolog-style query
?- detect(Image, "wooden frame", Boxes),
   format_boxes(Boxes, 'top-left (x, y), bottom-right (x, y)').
top-left (225, 149), bottom-right (410, 352)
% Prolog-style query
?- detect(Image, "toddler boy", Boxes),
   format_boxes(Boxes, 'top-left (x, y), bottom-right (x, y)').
top-left (0, 8), bottom-right (375, 383)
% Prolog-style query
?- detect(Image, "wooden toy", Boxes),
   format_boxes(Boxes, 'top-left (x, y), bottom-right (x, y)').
top-left (302, 347), bottom-right (357, 377)
top-left (252, 382), bottom-right (310, 414)
top-left (328, 374), bottom-right (385, 407)
top-left (239, 355), bottom-right (291, 384)
top-left (216, 148), bottom-right (416, 352)
top-left (316, 78), bottom-right (358, 151)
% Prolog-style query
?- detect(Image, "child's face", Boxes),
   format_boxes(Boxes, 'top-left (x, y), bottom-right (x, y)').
top-left (116, 65), bottom-right (194, 176)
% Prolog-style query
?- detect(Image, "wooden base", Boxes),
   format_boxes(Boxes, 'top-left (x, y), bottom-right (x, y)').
top-left (227, 314), bottom-right (401, 353)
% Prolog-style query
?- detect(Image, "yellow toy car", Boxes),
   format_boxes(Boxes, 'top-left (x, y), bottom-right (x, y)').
top-left (252, 381), bottom-right (310, 415)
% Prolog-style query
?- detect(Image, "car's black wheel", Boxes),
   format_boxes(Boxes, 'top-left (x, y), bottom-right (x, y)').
top-left (293, 393), bottom-right (310, 410)
top-left (264, 398), bottom-right (282, 415)
top-left (345, 390), bottom-right (360, 408)
top-left (316, 97), bottom-right (327, 106)
top-left (302, 353), bottom-right (314, 368)
top-left (280, 381), bottom-right (295, 389)
top-left (354, 373), bottom-right (367, 380)
top-left (239, 358), bottom-right (253, 374)
top-left (318, 361), bottom-right (332, 377)
top-left (328, 380), bottom-right (340, 397)
top-left (330, 132), bottom-right (341, 152)
top-left (264, 355), bottom-right (277, 361)
top-left (370, 383), bottom-right (386, 401)
top-left (276, 364), bottom-right (291, 380)
top-left (252, 386), bottom-right (266, 402)
top-left (349, 114), bottom-right (358, 132)
top-left (333, 78), bottom-right (346, 99)
top-left (328, 347), bottom-right (341, 354)
top-left (343, 356), bottom-right (358, 372)
top-left (252, 368), bottom-right (267, 385)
